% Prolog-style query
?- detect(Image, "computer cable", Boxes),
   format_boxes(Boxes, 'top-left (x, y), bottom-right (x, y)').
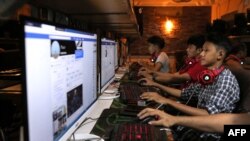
top-left (70, 116), bottom-right (102, 140)
top-left (70, 117), bottom-right (99, 141)
top-left (71, 117), bottom-right (92, 136)
top-left (79, 116), bottom-right (108, 128)
top-left (98, 93), bottom-right (120, 100)
top-left (176, 92), bottom-right (196, 116)
top-left (70, 116), bottom-right (109, 141)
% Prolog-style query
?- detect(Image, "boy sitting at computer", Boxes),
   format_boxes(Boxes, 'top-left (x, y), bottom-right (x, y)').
top-left (138, 34), bottom-right (206, 107)
top-left (138, 34), bottom-right (206, 86)
top-left (139, 35), bottom-right (170, 73)
top-left (138, 33), bottom-right (240, 141)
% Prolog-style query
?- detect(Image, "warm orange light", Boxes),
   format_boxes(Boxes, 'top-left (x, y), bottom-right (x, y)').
top-left (165, 20), bottom-right (174, 33)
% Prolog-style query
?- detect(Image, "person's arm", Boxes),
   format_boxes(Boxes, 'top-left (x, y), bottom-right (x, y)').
top-left (140, 93), bottom-right (209, 116)
top-left (154, 72), bottom-right (191, 84)
top-left (138, 66), bottom-right (168, 79)
top-left (174, 113), bottom-right (250, 133)
top-left (163, 98), bottom-right (209, 116)
top-left (138, 108), bottom-right (250, 133)
top-left (154, 62), bottom-right (205, 84)
top-left (155, 83), bottom-right (182, 98)
top-left (154, 62), bottom-right (162, 71)
top-left (137, 67), bottom-right (153, 79)
top-left (139, 78), bottom-right (182, 98)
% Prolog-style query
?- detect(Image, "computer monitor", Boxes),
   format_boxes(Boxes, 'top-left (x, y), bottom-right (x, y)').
top-left (22, 18), bottom-right (97, 141)
top-left (100, 38), bottom-right (115, 93)
top-left (114, 41), bottom-right (119, 69)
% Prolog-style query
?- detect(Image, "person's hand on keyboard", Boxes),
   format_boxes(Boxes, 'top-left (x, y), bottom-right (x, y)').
top-left (138, 78), bottom-right (156, 86)
top-left (140, 92), bottom-right (166, 104)
top-left (138, 67), bottom-right (152, 78)
top-left (137, 108), bottom-right (176, 127)
top-left (138, 67), bottom-right (147, 72)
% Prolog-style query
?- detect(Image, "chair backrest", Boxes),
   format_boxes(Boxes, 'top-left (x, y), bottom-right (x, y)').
top-left (227, 64), bottom-right (250, 112)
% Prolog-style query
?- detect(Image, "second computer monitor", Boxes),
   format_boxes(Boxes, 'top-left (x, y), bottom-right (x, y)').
top-left (100, 38), bottom-right (116, 93)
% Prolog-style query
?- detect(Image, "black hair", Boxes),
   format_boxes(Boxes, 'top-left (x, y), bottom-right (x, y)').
top-left (230, 41), bottom-right (247, 55)
top-left (206, 32), bottom-right (232, 57)
top-left (187, 34), bottom-right (205, 49)
top-left (147, 35), bottom-right (165, 49)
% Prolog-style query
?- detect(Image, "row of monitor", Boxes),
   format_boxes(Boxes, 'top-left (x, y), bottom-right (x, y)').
top-left (23, 17), bottom-right (119, 141)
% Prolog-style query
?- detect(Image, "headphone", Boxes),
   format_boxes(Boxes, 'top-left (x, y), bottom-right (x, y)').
top-left (150, 52), bottom-right (161, 63)
top-left (185, 57), bottom-right (197, 65)
top-left (197, 66), bottom-right (225, 85)
top-left (179, 57), bottom-right (198, 74)
top-left (225, 54), bottom-right (244, 64)
top-left (150, 53), bottom-right (157, 63)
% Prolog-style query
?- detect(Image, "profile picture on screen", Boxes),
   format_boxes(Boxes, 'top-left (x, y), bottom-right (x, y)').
top-left (67, 85), bottom-right (83, 117)
top-left (51, 40), bottom-right (61, 59)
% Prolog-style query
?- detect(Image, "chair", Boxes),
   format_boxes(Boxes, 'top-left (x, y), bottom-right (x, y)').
top-left (226, 63), bottom-right (250, 112)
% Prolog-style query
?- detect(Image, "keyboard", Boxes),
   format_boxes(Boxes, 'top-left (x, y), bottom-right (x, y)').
top-left (0, 80), bottom-right (21, 89)
top-left (129, 62), bottom-right (142, 72)
top-left (110, 123), bottom-right (166, 141)
top-left (119, 83), bottom-right (160, 105)
top-left (127, 62), bottom-right (142, 81)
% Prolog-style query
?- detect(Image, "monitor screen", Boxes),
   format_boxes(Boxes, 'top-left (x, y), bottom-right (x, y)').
top-left (23, 18), bottom-right (97, 141)
top-left (100, 38), bottom-right (115, 93)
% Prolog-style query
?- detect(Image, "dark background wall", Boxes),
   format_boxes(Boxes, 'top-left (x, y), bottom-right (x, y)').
top-left (129, 6), bottom-right (211, 55)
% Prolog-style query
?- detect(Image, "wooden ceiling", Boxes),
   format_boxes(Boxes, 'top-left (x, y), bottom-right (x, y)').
top-left (30, 0), bottom-right (139, 37)
top-left (133, 0), bottom-right (215, 7)
top-left (30, 0), bottom-right (217, 38)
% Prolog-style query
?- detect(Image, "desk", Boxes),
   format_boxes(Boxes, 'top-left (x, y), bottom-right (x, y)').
top-left (73, 96), bottom-right (174, 141)
top-left (73, 98), bottom-right (113, 139)
top-left (72, 69), bottom-right (174, 141)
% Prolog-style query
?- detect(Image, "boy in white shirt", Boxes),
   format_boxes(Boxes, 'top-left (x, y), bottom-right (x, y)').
top-left (147, 35), bottom-right (170, 72)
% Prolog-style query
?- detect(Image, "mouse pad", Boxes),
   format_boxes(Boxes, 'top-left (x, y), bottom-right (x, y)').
top-left (90, 108), bottom-right (138, 137)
